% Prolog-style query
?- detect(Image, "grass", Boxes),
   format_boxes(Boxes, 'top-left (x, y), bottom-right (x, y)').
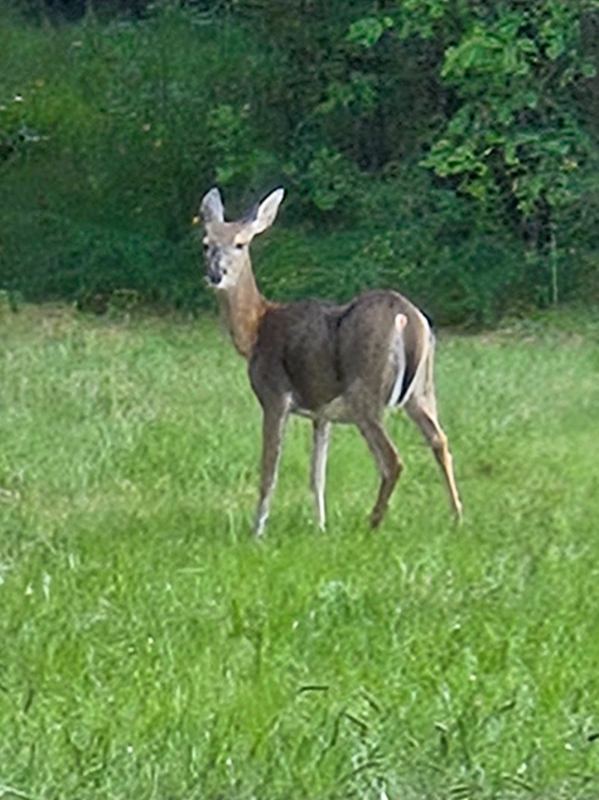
top-left (1, 303), bottom-right (599, 799)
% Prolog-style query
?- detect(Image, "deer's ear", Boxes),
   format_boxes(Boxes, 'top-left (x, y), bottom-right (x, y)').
top-left (252, 188), bottom-right (285, 235)
top-left (201, 187), bottom-right (225, 223)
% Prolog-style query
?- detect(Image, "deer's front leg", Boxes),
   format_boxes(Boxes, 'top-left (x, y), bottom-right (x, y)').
top-left (310, 420), bottom-right (331, 531)
top-left (254, 395), bottom-right (291, 538)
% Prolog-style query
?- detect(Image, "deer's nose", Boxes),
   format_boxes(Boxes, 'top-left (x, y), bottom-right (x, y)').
top-left (206, 265), bottom-right (222, 285)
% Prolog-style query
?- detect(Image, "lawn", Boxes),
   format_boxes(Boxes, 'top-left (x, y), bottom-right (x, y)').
top-left (1, 304), bottom-right (598, 799)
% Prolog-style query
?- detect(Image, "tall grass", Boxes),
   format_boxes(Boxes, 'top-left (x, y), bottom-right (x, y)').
top-left (1, 304), bottom-right (599, 799)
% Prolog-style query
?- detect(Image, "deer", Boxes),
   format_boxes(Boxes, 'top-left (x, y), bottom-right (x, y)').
top-left (199, 186), bottom-right (462, 537)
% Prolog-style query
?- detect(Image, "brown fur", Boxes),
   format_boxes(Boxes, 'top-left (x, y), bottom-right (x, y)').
top-left (200, 187), bottom-right (462, 536)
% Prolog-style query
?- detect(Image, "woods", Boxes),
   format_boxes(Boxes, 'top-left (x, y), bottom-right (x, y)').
top-left (2, 0), bottom-right (599, 323)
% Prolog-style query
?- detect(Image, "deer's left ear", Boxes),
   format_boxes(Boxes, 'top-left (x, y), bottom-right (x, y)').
top-left (201, 187), bottom-right (225, 223)
top-left (252, 188), bottom-right (285, 235)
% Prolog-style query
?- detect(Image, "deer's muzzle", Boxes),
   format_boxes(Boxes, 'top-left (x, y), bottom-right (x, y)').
top-left (206, 265), bottom-right (223, 286)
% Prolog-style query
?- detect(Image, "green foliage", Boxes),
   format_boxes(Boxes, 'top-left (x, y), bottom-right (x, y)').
top-left (350, 0), bottom-right (599, 306)
top-left (2, 0), bottom-right (599, 321)
top-left (206, 103), bottom-right (277, 190)
top-left (290, 146), bottom-right (360, 214)
top-left (347, 15), bottom-right (393, 48)
top-left (2, 307), bottom-right (599, 798)
top-left (0, 4), bottom-right (279, 306)
top-left (421, 4), bottom-right (598, 213)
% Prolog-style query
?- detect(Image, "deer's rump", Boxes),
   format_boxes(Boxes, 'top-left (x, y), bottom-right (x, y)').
top-left (250, 290), bottom-right (428, 421)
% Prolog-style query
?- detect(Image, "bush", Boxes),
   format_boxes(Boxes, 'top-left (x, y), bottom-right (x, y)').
top-left (1, 2), bottom-right (599, 324)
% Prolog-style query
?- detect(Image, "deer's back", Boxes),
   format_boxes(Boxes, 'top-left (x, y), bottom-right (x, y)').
top-left (249, 290), bottom-right (430, 419)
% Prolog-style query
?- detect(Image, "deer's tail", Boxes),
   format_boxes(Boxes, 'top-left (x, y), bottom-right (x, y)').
top-left (391, 310), bottom-right (434, 409)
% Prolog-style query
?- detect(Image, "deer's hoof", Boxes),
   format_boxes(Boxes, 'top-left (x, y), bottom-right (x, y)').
top-left (369, 511), bottom-right (383, 529)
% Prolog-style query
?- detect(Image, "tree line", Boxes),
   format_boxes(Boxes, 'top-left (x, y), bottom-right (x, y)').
top-left (2, 0), bottom-right (599, 323)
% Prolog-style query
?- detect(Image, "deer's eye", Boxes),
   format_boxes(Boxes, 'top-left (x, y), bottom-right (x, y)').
top-left (234, 242), bottom-right (244, 251)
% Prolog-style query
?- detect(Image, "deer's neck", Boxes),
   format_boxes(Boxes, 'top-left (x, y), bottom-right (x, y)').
top-left (218, 265), bottom-right (270, 359)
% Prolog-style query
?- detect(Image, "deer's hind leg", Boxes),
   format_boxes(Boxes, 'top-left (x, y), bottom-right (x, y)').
top-left (356, 417), bottom-right (403, 528)
top-left (403, 363), bottom-right (462, 520)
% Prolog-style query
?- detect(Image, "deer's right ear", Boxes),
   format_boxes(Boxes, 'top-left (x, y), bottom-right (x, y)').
top-left (201, 187), bottom-right (225, 223)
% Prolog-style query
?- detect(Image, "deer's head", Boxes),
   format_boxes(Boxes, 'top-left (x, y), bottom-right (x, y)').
top-left (199, 187), bottom-right (285, 291)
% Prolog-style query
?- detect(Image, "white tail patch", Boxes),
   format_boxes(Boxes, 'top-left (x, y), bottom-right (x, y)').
top-left (395, 313), bottom-right (407, 332)
top-left (387, 314), bottom-right (408, 407)
top-left (398, 308), bottom-right (433, 408)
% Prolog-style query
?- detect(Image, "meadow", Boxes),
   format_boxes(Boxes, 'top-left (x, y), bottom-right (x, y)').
top-left (1, 303), bottom-right (598, 800)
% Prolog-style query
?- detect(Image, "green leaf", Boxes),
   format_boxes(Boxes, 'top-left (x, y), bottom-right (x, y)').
top-left (347, 16), bottom-right (392, 48)
top-left (463, 177), bottom-right (489, 200)
top-left (523, 90), bottom-right (539, 109)
top-left (503, 140), bottom-right (519, 167)
top-left (547, 37), bottom-right (565, 60)
top-left (497, 104), bottom-right (514, 125)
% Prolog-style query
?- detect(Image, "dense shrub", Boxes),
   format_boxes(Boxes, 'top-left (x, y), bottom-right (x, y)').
top-left (1, 1), bottom-right (599, 323)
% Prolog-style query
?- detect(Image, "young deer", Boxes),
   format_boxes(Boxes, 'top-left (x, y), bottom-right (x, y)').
top-left (200, 187), bottom-right (462, 537)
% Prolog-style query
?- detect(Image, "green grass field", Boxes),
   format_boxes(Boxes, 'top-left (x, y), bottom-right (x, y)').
top-left (1, 304), bottom-right (598, 800)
